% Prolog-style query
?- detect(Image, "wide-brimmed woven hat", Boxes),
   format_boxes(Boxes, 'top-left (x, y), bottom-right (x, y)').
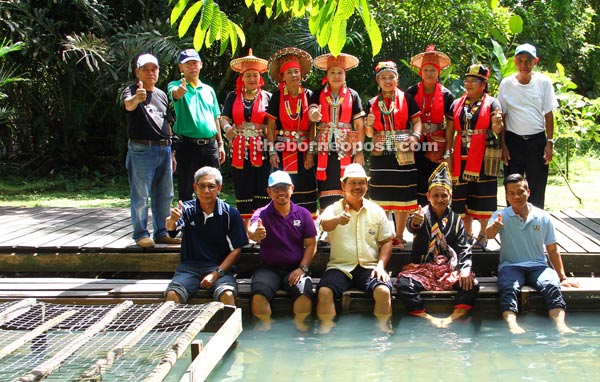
top-left (268, 47), bottom-right (313, 84)
top-left (230, 48), bottom-right (268, 74)
top-left (410, 45), bottom-right (451, 70)
top-left (314, 53), bottom-right (359, 71)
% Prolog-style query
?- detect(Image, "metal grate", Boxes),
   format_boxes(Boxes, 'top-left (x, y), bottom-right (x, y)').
top-left (0, 299), bottom-right (223, 382)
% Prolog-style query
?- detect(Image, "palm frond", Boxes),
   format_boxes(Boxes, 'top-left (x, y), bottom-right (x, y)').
top-left (61, 33), bottom-right (110, 72)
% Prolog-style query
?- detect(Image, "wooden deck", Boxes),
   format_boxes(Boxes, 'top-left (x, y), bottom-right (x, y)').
top-left (1, 206), bottom-right (600, 277)
top-left (1, 206), bottom-right (600, 312)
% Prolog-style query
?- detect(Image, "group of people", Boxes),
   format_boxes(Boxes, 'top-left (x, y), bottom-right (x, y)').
top-left (122, 43), bottom-right (579, 334)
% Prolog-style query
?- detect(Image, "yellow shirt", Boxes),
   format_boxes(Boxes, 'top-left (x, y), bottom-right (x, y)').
top-left (320, 198), bottom-right (394, 278)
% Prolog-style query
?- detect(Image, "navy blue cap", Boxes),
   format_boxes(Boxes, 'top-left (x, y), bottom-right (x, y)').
top-left (179, 49), bottom-right (201, 64)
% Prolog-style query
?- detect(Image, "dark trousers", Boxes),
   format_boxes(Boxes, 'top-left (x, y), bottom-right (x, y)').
top-left (396, 275), bottom-right (479, 312)
top-left (504, 131), bottom-right (548, 209)
top-left (175, 140), bottom-right (219, 202)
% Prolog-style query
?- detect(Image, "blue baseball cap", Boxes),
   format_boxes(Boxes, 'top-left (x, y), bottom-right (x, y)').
top-left (268, 171), bottom-right (293, 187)
top-left (179, 49), bottom-right (201, 64)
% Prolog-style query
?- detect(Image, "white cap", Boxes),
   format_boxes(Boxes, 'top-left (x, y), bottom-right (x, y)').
top-left (268, 171), bottom-right (293, 187)
top-left (340, 163), bottom-right (370, 181)
top-left (137, 53), bottom-right (159, 68)
top-left (515, 44), bottom-right (537, 58)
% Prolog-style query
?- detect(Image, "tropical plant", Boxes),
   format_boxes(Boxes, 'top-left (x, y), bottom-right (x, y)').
top-left (170, 0), bottom-right (382, 57)
top-left (0, 38), bottom-right (26, 125)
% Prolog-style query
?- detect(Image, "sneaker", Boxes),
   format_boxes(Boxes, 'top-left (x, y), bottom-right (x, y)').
top-left (156, 235), bottom-right (182, 245)
top-left (136, 237), bottom-right (155, 248)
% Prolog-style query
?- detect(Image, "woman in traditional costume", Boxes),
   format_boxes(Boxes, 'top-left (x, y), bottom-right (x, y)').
top-left (308, 53), bottom-right (365, 211)
top-left (445, 64), bottom-right (503, 250)
top-left (406, 46), bottom-right (455, 207)
top-left (221, 49), bottom-right (272, 229)
top-left (265, 47), bottom-right (318, 216)
top-left (365, 61), bottom-right (422, 248)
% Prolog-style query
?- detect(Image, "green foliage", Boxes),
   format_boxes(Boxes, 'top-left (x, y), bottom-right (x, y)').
top-left (548, 63), bottom-right (600, 178)
top-left (500, 0), bottom-right (599, 97)
top-left (0, 38), bottom-right (26, 125)
top-left (170, 0), bottom-right (382, 56)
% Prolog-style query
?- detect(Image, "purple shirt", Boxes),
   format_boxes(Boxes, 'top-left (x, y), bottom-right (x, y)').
top-left (250, 201), bottom-right (317, 268)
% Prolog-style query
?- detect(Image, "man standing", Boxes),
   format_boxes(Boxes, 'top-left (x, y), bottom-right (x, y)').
top-left (486, 173), bottom-right (580, 334)
top-left (168, 49), bottom-right (226, 202)
top-left (247, 171), bottom-right (317, 331)
top-left (498, 43), bottom-right (558, 208)
top-left (165, 167), bottom-right (247, 305)
top-left (122, 53), bottom-right (180, 248)
top-left (316, 163), bottom-right (395, 333)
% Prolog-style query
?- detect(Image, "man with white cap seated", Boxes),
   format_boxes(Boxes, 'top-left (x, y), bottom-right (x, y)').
top-left (316, 163), bottom-right (395, 333)
top-left (247, 170), bottom-right (317, 331)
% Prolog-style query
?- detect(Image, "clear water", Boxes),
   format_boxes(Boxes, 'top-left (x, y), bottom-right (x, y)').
top-left (197, 311), bottom-right (600, 382)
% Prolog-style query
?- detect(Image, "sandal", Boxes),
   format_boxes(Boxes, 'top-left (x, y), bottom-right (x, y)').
top-left (473, 234), bottom-right (488, 251)
top-left (392, 238), bottom-right (407, 249)
top-left (466, 233), bottom-right (475, 245)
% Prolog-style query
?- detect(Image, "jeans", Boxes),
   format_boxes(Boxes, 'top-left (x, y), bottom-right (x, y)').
top-left (125, 141), bottom-right (174, 241)
top-left (498, 264), bottom-right (566, 313)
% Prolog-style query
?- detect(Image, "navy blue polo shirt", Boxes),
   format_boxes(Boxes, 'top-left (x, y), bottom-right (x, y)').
top-left (173, 198), bottom-right (248, 267)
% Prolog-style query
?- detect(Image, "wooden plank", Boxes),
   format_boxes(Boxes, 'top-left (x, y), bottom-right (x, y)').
top-left (0, 253), bottom-right (180, 273)
top-left (551, 211), bottom-right (600, 252)
top-left (0, 209), bottom-right (102, 248)
top-left (34, 209), bottom-right (132, 249)
top-left (559, 209), bottom-right (600, 244)
top-left (182, 307), bottom-right (242, 382)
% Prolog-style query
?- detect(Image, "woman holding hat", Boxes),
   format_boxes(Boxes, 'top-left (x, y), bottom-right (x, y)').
top-left (221, 49), bottom-right (272, 229)
top-left (406, 45), bottom-right (455, 207)
top-left (446, 64), bottom-right (503, 250)
top-left (365, 61), bottom-right (423, 248)
top-left (308, 53), bottom-right (365, 211)
top-left (265, 47), bottom-right (318, 217)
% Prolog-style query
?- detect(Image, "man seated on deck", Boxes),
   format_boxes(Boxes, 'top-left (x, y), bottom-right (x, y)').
top-left (486, 173), bottom-right (580, 334)
top-left (316, 163), bottom-right (395, 333)
top-left (396, 162), bottom-right (478, 327)
top-left (165, 166), bottom-right (248, 305)
top-left (247, 171), bottom-right (317, 331)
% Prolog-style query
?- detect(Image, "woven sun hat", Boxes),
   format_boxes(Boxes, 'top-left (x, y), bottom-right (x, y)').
top-left (340, 163), bottom-right (370, 182)
top-left (410, 45), bottom-right (451, 70)
top-left (464, 63), bottom-right (490, 80)
top-left (314, 53), bottom-right (359, 71)
top-left (230, 48), bottom-right (268, 74)
top-left (267, 47), bottom-right (313, 84)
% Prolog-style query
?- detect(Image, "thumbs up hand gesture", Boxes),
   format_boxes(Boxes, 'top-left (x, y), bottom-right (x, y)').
top-left (250, 218), bottom-right (267, 242)
top-left (172, 77), bottom-right (188, 100)
top-left (337, 204), bottom-right (352, 226)
top-left (309, 105), bottom-right (322, 122)
top-left (166, 200), bottom-right (183, 230)
top-left (491, 213), bottom-right (503, 231)
top-left (134, 81), bottom-right (147, 103)
top-left (412, 205), bottom-right (425, 227)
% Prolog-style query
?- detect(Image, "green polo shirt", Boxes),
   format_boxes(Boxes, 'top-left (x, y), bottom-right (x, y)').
top-left (168, 79), bottom-right (220, 139)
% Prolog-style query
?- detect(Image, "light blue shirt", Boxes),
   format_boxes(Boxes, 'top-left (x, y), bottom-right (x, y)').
top-left (491, 203), bottom-right (556, 270)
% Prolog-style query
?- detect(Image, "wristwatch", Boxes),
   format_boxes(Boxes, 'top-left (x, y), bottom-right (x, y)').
top-left (300, 265), bottom-right (310, 275)
top-left (215, 268), bottom-right (225, 277)
top-left (547, 138), bottom-right (556, 144)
